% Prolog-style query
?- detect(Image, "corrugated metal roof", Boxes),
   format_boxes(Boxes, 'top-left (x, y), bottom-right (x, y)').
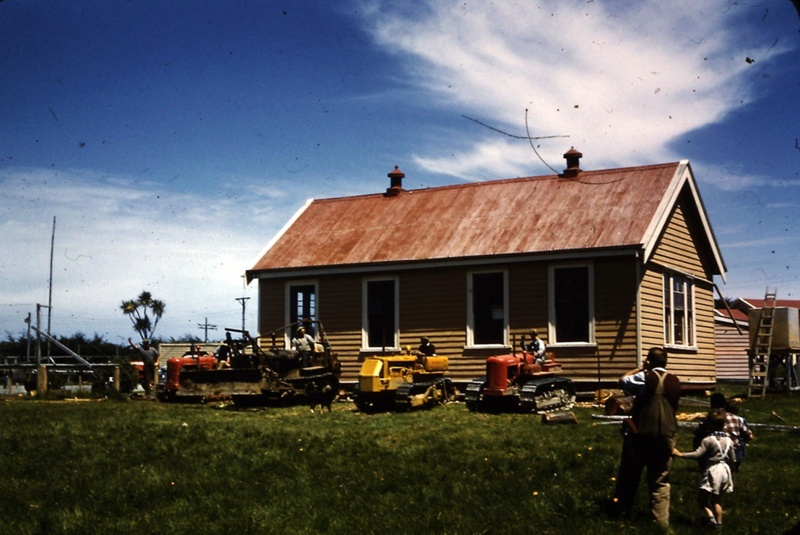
top-left (740, 299), bottom-right (800, 309)
top-left (716, 308), bottom-right (749, 323)
top-left (249, 161), bottom-right (719, 275)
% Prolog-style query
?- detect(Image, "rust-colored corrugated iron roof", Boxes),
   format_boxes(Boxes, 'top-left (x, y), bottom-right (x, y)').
top-left (716, 308), bottom-right (749, 322)
top-left (249, 160), bottom-right (724, 276)
top-left (740, 299), bottom-right (800, 309)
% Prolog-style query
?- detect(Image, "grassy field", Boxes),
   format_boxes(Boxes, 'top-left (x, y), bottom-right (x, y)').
top-left (1, 387), bottom-right (798, 535)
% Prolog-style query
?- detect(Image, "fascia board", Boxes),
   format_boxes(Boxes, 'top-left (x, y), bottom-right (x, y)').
top-left (245, 198), bottom-right (314, 282)
top-left (641, 160), bottom-right (727, 282)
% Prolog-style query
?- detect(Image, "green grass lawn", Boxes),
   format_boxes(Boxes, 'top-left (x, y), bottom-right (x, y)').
top-left (1, 389), bottom-right (798, 535)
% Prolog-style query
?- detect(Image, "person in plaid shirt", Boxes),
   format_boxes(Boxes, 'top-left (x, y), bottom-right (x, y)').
top-left (724, 399), bottom-right (753, 472)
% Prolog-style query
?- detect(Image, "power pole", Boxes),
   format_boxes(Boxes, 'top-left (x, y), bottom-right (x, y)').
top-left (236, 296), bottom-right (250, 332)
top-left (47, 216), bottom-right (55, 360)
top-left (25, 312), bottom-right (32, 362)
top-left (197, 318), bottom-right (217, 343)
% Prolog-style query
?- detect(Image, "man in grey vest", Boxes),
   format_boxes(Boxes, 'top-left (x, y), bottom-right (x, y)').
top-left (610, 347), bottom-right (681, 528)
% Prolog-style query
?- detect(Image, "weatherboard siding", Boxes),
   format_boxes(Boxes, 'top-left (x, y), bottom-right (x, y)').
top-left (257, 281), bottom-right (284, 336)
top-left (318, 274), bottom-right (362, 377)
top-left (254, 252), bottom-right (718, 388)
top-left (580, 257), bottom-right (640, 383)
top-left (715, 322), bottom-right (750, 380)
top-left (641, 197), bottom-right (717, 387)
top-left (651, 203), bottom-right (705, 274)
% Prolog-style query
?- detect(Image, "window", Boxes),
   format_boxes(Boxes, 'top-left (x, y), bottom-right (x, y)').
top-left (468, 271), bottom-right (507, 346)
top-left (363, 278), bottom-right (398, 349)
top-left (287, 282), bottom-right (317, 336)
top-left (549, 265), bottom-right (594, 344)
top-left (664, 272), bottom-right (694, 347)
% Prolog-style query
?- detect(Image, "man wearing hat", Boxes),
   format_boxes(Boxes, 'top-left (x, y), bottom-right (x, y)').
top-left (129, 337), bottom-right (159, 397)
top-left (292, 326), bottom-right (315, 367)
top-left (416, 336), bottom-right (436, 357)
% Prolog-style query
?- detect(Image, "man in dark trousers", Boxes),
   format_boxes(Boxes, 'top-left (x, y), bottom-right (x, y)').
top-left (611, 346), bottom-right (681, 529)
top-left (128, 337), bottom-right (160, 398)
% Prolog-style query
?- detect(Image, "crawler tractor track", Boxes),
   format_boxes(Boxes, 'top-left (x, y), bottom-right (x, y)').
top-left (519, 376), bottom-right (576, 413)
top-left (394, 377), bottom-right (457, 410)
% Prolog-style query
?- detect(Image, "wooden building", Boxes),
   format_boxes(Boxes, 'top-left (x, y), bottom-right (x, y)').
top-left (714, 306), bottom-right (749, 381)
top-left (715, 298), bottom-right (800, 382)
top-left (246, 149), bottom-right (726, 391)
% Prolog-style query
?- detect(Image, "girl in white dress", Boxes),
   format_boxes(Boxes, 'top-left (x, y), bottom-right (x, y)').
top-left (673, 408), bottom-right (735, 529)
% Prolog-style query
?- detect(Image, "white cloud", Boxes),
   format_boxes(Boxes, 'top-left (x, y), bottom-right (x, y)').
top-left (0, 167), bottom-right (297, 340)
top-left (695, 163), bottom-right (775, 192)
top-left (361, 0), bottom-right (787, 176)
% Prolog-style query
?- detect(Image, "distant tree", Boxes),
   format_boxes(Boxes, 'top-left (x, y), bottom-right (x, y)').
top-left (120, 291), bottom-right (165, 341)
top-left (54, 332), bottom-right (126, 360)
top-left (168, 333), bottom-right (206, 344)
top-left (0, 332), bottom-right (28, 359)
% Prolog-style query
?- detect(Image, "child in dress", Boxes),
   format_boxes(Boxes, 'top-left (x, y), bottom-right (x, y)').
top-left (673, 408), bottom-right (735, 529)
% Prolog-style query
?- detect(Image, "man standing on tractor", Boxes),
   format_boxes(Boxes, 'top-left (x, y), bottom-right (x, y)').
top-left (129, 337), bottom-right (159, 398)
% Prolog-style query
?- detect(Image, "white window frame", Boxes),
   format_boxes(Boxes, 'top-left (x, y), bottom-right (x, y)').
top-left (466, 269), bottom-right (509, 348)
top-left (547, 263), bottom-right (595, 347)
top-left (284, 280), bottom-right (319, 346)
top-left (361, 276), bottom-right (399, 351)
top-left (663, 272), bottom-right (696, 349)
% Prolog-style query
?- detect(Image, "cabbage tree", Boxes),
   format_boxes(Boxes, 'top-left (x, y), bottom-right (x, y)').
top-left (120, 291), bottom-right (165, 341)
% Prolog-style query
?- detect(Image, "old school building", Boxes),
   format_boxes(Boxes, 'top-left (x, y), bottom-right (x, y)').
top-left (246, 149), bottom-right (726, 391)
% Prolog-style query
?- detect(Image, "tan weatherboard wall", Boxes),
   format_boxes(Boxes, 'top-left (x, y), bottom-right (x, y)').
top-left (568, 256), bottom-right (639, 384)
top-left (257, 268), bottom-right (470, 379)
top-left (715, 321), bottom-right (749, 380)
top-left (255, 254), bottom-right (646, 387)
top-left (257, 280), bottom-right (284, 336)
top-left (641, 191), bottom-right (717, 388)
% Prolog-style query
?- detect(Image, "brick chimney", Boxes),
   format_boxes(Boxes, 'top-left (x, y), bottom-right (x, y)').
top-left (385, 165), bottom-right (405, 197)
top-left (560, 147), bottom-right (583, 178)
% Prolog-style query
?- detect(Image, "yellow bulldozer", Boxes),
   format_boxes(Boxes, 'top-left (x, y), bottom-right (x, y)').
top-left (354, 348), bottom-right (458, 411)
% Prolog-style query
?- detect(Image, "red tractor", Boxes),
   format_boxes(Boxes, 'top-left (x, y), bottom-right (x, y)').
top-left (157, 348), bottom-right (219, 402)
top-left (156, 323), bottom-right (340, 406)
top-left (465, 349), bottom-right (575, 413)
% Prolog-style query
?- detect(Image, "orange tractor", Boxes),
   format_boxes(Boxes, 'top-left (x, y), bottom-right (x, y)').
top-left (465, 347), bottom-right (575, 413)
top-left (156, 323), bottom-right (340, 406)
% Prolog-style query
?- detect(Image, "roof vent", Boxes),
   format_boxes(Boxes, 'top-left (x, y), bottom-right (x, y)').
top-left (385, 165), bottom-right (405, 197)
top-left (560, 147), bottom-right (583, 178)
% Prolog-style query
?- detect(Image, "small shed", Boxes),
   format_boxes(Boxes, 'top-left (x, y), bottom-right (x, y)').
top-left (714, 306), bottom-right (749, 380)
top-left (715, 298), bottom-right (800, 383)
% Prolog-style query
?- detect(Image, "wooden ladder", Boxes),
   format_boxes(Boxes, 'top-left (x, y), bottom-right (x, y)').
top-left (748, 288), bottom-right (777, 398)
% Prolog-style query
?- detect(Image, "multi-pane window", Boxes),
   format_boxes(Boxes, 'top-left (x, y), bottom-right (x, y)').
top-left (468, 271), bottom-right (507, 346)
top-left (550, 265), bottom-right (593, 344)
top-left (664, 272), bottom-right (694, 347)
top-left (364, 278), bottom-right (398, 349)
top-left (288, 283), bottom-right (317, 336)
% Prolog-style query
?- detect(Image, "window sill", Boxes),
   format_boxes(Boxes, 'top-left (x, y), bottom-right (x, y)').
top-left (464, 344), bottom-right (510, 351)
top-left (360, 347), bottom-right (401, 354)
top-left (664, 344), bottom-right (698, 353)
top-left (549, 342), bottom-right (597, 349)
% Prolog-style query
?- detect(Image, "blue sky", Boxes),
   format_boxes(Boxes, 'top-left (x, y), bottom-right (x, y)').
top-left (1, 1), bottom-right (799, 343)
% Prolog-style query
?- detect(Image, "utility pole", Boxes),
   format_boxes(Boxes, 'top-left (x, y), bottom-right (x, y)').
top-left (197, 318), bottom-right (217, 343)
top-left (35, 304), bottom-right (53, 366)
top-left (25, 312), bottom-right (32, 362)
top-left (236, 296), bottom-right (250, 332)
top-left (47, 216), bottom-right (55, 360)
